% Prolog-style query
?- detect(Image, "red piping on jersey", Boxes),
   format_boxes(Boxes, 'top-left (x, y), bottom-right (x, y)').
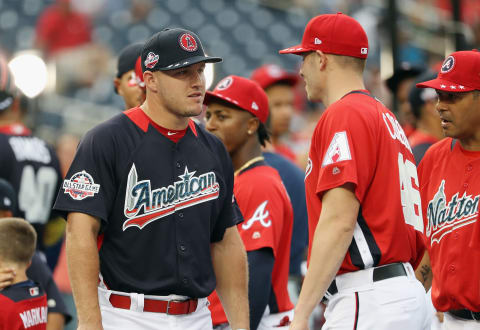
top-left (0, 123), bottom-right (31, 136)
top-left (353, 292), bottom-right (359, 330)
top-left (123, 107), bottom-right (198, 138)
top-left (123, 190), bottom-right (219, 230)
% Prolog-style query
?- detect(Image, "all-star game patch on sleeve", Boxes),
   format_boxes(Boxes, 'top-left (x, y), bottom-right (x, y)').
top-left (312, 100), bottom-right (377, 202)
top-left (53, 121), bottom-right (118, 225)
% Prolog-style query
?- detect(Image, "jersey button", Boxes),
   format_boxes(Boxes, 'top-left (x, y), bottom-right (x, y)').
top-left (176, 162), bottom-right (181, 168)
top-left (178, 212), bottom-right (184, 218)
top-left (463, 183), bottom-right (469, 188)
top-left (467, 165), bottom-right (473, 171)
top-left (180, 244), bottom-right (186, 252)
top-left (449, 265), bottom-right (455, 272)
top-left (182, 277), bottom-right (189, 285)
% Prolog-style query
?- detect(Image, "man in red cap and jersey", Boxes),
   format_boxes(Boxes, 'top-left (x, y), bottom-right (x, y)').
top-left (279, 13), bottom-right (428, 330)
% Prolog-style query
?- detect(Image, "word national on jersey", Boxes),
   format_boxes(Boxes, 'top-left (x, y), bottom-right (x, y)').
top-left (123, 164), bottom-right (220, 230)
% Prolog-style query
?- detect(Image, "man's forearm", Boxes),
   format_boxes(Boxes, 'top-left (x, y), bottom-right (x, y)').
top-left (414, 250), bottom-right (432, 291)
top-left (66, 213), bottom-right (102, 328)
top-left (211, 226), bottom-right (249, 330)
top-left (291, 184), bottom-right (359, 330)
top-left (293, 213), bottom-right (355, 322)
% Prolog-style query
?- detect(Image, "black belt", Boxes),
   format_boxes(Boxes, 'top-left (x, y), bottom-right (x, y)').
top-left (324, 263), bottom-right (407, 300)
top-left (448, 309), bottom-right (480, 321)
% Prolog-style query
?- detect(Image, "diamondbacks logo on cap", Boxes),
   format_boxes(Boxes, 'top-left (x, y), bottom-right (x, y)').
top-left (179, 33), bottom-right (198, 52)
top-left (63, 171), bottom-right (100, 200)
top-left (441, 56), bottom-right (455, 73)
top-left (216, 77), bottom-right (233, 90)
top-left (144, 52), bottom-right (159, 69)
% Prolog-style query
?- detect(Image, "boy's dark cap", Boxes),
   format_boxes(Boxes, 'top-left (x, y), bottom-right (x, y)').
top-left (141, 28), bottom-right (222, 72)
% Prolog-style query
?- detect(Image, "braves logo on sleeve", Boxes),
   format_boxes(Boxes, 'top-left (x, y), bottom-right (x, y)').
top-left (241, 200), bottom-right (272, 230)
top-left (63, 171), bottom-right (100, 200)
top-left (123, 164), bottom-right (220, 230)
top-left (426, 180), bottom-right (479, 245)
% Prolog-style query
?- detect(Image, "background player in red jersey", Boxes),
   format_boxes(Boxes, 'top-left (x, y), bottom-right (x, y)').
top-left (280, 13), bottom-right (428, 330)
top-left (204, 75), bottom-right (294, 329)
top-left (407, 72), bottom-right (443, 164)
top-left (250, 64), bottom-right (299, 162)
top-left (415, 49), bottom-right (480, 329)
top-left (113, 42), bottom-right (145, 110)
top-left (0, 217), bottom-right (47, 330)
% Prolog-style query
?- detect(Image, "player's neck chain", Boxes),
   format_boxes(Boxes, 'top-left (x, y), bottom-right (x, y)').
top-left (234, 156), bottom-right (264, 177)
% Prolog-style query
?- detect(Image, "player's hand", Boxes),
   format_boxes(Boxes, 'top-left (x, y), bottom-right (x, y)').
top-left (289, 317), bottom-right (309, 330)
top-left (0, 268), bottom-right (15, 290)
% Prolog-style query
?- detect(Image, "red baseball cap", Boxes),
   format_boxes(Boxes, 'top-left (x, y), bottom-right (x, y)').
top-left (134, 56), bottom-right (145, 89)
top-left (204, 75), bottom-right (269, 123)
top-left (416, 50), bottom-right (480, 92)
top-left (279, 12), bottom-right (368, 59)
top-left (250, 64), bottom-right (298, 89)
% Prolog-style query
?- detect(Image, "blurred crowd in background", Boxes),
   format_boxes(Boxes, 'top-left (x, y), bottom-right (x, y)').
top-left (1, 0), bottom-right (479, 329)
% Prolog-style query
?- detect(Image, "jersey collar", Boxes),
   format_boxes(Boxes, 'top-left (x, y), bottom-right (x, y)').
top-left (123, 107), bottom-right (198, 138)
top-left (0, 123), bottom-right (31, 136)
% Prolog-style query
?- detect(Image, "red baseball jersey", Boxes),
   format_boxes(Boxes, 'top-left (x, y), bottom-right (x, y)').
top-left (208, 163), bottom-right (294, 324)
top-left (0, 280), bottom-right (47, 330)
top-left (305, 90), bottom-right (425, 275)
top-left (418, 138), bottom-right (480, 312)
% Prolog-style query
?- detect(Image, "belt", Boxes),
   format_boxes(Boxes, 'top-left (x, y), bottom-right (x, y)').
top-left (448, 309), bottom-right (480, 321)
top-left (325, 263), bottom-right (407, 299)
top-left (109, 294), bottom-right (198, 315)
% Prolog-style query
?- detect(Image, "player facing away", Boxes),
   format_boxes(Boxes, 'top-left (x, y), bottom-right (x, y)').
top-left (53, 28), bottom-right (249, 330)
top-left (204, 75), bottom-right (294, 329)
top-left (279, 13), bottom-right (429, 330)
top-left (113, 42), bottom-right (145, 109)
top-left (0, 56), bottom-right (62, 254)
top-left (0, 218), bottom-right (47, 330)
top-left (415, 50), bottom-right (480, 329)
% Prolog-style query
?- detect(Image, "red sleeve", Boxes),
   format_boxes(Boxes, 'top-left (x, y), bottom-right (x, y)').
top-left (314, 104), bottom-right (377, 202)
top-left (234, 171), bottom-right (286, 256)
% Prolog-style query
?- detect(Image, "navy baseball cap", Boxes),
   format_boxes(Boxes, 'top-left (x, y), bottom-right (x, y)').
top-left (0, 178), bottom-right (16, 213)
top-left (141, 28), bottom-right (222, 72)
top-left (117, 42), bottom-right (144, 78)
top-left (0, 56), bottom-right (17, 112)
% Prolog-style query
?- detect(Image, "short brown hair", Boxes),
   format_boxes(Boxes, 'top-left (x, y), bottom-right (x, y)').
top-left (329, 54), bottom-right (366, 73)
top-left (0, 218), bottom-right (37, 265)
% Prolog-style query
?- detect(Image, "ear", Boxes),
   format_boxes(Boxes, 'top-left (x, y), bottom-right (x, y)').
top-left (315, 50), bottom-right (328, 70)
top-left (113, 78), bottom-right (122, 95)
top-left (143, 71), bottom-right (158, 93)
top-left (247, 117), bottom-right (260, 136)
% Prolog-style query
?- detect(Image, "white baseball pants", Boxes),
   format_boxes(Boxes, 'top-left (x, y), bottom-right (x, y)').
top-left (322, 263), bottom-right (429, 330)
top-left (97, 287), bottom-right (212, 330)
